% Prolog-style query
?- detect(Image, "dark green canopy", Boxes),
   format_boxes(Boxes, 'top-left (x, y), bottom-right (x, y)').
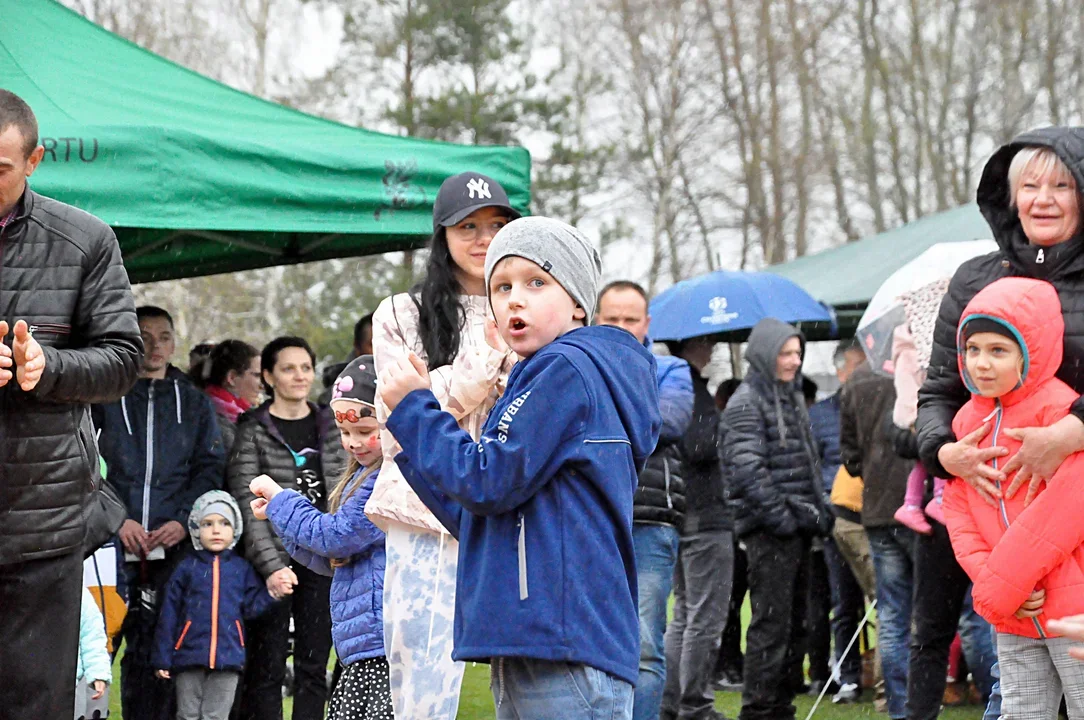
top-left (770, 203), bottom-right (992, 338)
top-left (0, 0), bottom-right (532, 282)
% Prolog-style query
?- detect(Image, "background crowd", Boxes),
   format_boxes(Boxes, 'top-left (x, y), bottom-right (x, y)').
top-left (9, 86), bottom-right (1084, 720)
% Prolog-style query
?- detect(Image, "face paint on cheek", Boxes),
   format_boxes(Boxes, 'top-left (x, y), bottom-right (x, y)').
top-left (366, 435), bottom-right (381, 450)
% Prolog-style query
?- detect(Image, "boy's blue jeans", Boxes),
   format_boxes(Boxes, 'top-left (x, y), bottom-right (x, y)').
top-left (490, 657), bottom-right (634, 719)
top-left (632, 523), bottom-right (681, 720)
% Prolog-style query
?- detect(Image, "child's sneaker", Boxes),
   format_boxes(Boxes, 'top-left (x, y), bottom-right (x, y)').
top-left (925, 496), bottom-right (946, 527)
top-left (894, 505), bottom-right (933, 535)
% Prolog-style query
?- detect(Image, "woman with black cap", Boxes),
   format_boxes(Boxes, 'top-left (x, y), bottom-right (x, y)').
top-left (365, 172), bottom-right (520, 718)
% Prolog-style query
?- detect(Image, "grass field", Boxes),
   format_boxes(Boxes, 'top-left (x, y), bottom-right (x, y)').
top-left (108, 656), bottom-right (987, 719)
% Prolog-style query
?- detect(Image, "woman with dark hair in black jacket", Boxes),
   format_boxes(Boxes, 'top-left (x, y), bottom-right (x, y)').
top-left (227, 336), bottom-right (346, 720)
top-left (915, 127), bottom-right (1084, 720)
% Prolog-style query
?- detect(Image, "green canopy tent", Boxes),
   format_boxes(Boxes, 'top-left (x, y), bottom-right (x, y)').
top-left (0, 0), bottom-right (531, 283)
top-left (768, 203), bottom-right (993, 339)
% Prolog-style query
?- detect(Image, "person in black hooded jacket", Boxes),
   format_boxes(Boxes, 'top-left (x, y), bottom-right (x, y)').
top-left (915, 127), bottom-right (1084, 720)
top-left (227, 336), bottom-right (346, 720)
top-left (720, 317), bottom-right (830, 720)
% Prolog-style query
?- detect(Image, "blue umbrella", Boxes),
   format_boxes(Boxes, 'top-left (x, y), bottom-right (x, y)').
top-left (647, 269), bottom-right (833, 342)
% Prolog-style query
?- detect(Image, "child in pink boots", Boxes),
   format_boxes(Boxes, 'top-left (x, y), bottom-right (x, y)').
top-left (891, 325), bottom-right (946, 535)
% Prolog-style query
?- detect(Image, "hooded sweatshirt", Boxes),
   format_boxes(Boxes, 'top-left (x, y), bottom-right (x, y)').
top-left (386, 325), bottom-right (661, 686)
top-left (151, 492), bottom-right (274, 672)
top-left (94, 375), bottom-right (225, 531)
top-left (942, 277), bottom-right (1084, 638)
top-left (720, 318), bottom-right (829, 538)
top-left (918, 126), bottom-right (1084, 478)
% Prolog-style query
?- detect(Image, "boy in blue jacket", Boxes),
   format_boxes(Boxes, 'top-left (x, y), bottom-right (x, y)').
top-left (152, 491), bottom-right (274, 720)
top-left (379, 216), bottom-right (662, 720)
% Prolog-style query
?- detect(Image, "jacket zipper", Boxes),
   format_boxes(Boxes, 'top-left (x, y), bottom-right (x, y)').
top-left (517, 513), bottom-right (528, 601)
top-left (141, 384), bottom-right (156, 528)
top-left (210, 555), bottom-right (220, 669)
top-left (991, 400), bottom-right (1046, 639)
top-left (174, 620), bottom-right (192, 650)
top-left (27, 323), bottom-right (71, 335)
top-left (663, 458), bottom-right (673, 510)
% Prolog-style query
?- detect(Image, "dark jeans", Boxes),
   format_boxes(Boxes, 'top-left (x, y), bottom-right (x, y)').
top-left (0, 550), bottom-right (83, 720)
top-left (240, 563), bottom-right (332, 720)
top-left (717, 539), bottom-right (748, 679)
top-left (905, 522), bottom-right (980, 720)
top-left (823, 537), bottom-right (864, 687)
top-left (866, 525), bottom-right (915, 720)
top-left (740, 532), bottom-right (811, 720)
top-left (120, 550), bottom-right (186, 720)
top-left (662, 529), bottom-right (735, 720)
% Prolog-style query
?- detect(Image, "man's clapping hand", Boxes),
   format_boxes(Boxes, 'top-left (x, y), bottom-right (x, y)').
top-left (0, 320), bottom-right (45, 391)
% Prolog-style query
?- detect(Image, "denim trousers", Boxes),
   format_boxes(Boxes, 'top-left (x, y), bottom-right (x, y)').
top-left (631, 522), bottom-right (681, 720)
top-left (866, 525), bottom-right (915, 720)
top-left (823, 537), bottom-right (865, 687)
top-left (491, 658), bottom-right (634, 720)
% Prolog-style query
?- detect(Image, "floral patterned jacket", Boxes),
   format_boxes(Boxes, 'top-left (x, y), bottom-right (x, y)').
top-left (365, 292), bottom-right (514, 534)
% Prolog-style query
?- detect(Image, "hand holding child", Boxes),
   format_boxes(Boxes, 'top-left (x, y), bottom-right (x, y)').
top-left (156, 669), bottom-right (171, 680)
top-left (1047, 614), bottom-right (1084, 660)
top-left (379, 353), bottom-right (431, 412)
top-left (266, 566), bottom-right (298, 600)
top-left (1015, 588), bottom-right (1046, 619)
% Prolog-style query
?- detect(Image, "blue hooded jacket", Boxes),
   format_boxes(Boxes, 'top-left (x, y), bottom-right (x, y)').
top-left (387, 325), bottom-right (661, 686)
top-left (94, 376), bottom-right (225, 529)
top-left (151, 548), bottom-right (274, 672)
top-left (265, 465), bottom-right (386, 666)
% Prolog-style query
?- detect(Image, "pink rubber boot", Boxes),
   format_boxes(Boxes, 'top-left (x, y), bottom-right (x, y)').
top-left (925, 477), bottom-right (948, 526)
top-left (894, 462), bottom-right (933, 534)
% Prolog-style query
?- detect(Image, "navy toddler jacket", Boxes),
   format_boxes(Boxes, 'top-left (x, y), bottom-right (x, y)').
top-left (151, 549), bottom-right (274, 672)
top-left (265, 466), bottom-right (386, 666)
top-left (387, 325), bottom-right (662, 686)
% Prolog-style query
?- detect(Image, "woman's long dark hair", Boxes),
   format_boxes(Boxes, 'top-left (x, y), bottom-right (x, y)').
top-left (413, 227), bottom-right (467, 370)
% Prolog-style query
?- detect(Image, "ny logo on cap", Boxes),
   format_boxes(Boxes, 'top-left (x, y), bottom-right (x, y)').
top-left (466, 177), bottom-right (492, 200)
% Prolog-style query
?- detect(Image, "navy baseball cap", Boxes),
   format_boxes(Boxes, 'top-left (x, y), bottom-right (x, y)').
top-left (433, 172), bottom-right (520, 230)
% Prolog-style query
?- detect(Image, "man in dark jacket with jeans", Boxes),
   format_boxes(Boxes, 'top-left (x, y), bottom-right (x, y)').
top-left (0, 90), bottom-right (143, 720)
top-left (597, 280), bottom-right (691, 720)
top-left (721, 318), bottom-right (830, 720)
top-left (95, 305), bottom-right (225, 720)
top-left (662, 336), bottom-right (733, 720)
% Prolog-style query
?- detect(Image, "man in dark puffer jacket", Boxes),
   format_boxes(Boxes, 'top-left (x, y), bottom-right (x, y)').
top-left (596, 280), bottom-right (690, 720)
top-left (721, 317), bottom-right (830, 720)
top-left (0, 90), bottom-right (143, 720)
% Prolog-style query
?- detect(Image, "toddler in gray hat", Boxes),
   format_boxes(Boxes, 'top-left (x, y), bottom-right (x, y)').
top-left (377, 215), bottom-right (662, 719)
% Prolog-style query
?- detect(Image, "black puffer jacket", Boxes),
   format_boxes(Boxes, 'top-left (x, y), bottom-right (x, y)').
top-left (839, 363), bottom-right (912, 527)
top-left (720, 319), bottom-right (830, 538)
top-left (683, 373), bottom-right (731, 533)
top-left (226, 402), bottom-right (347, 578)
top-left (918, 127), bottom-right (1084, 475)
top-left (0, 189), bottom-right (142, 565)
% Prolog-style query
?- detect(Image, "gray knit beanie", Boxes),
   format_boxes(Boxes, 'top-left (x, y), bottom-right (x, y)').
top-left (484, 217), bottom-right (602, 320)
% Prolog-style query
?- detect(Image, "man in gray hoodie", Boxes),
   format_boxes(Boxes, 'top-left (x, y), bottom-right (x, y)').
top-left (720, 318), bottom-right (831, 720)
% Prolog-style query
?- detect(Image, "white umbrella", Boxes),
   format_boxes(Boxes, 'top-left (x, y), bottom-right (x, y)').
top-left (857, 239), bottom-right (998, 374)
